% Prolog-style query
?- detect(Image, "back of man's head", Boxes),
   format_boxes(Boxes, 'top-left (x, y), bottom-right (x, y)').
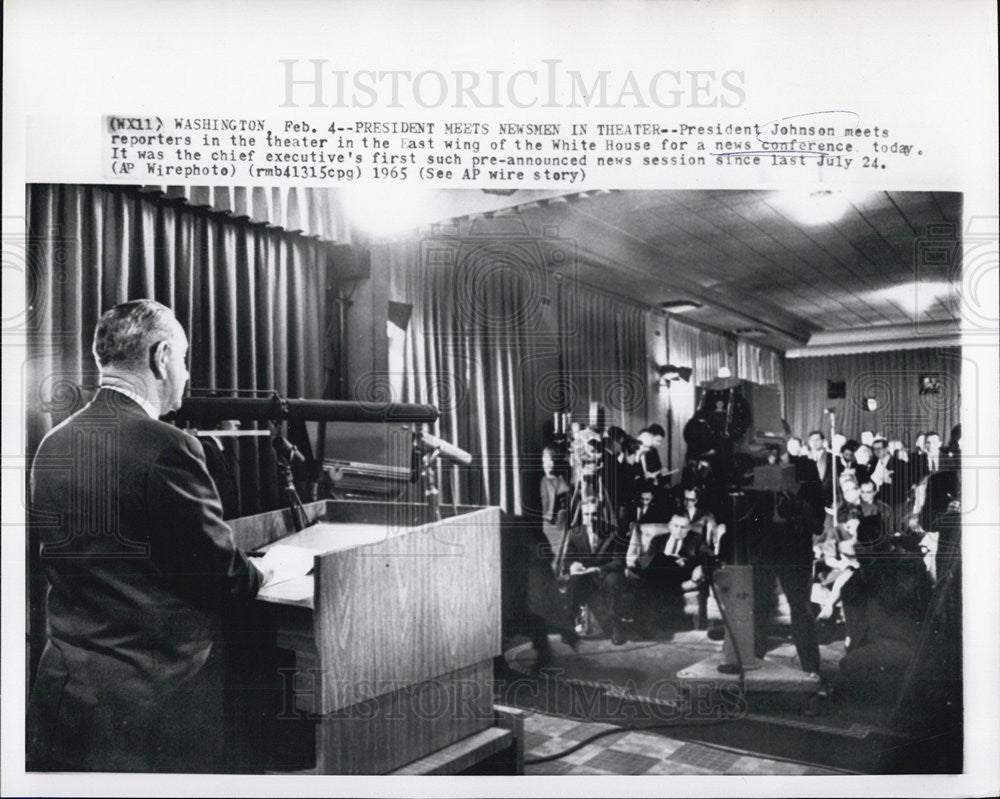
top-left (93, 299), bottom-right (179, 373)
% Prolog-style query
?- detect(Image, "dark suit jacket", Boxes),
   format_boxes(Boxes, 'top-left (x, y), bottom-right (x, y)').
top-left (838, 459), bottom-right (871, 486)
top-left (561, 522), bottom-right (626, 575)
top-left (795, 454), bottom-right (831, 518)
top-left (28, 389), bottom-right (262, 771)
top-left (633, 499), bottom-right (673, 526)
top-left (880, 451), bottom-right (916, 509)
top-left (791, 454), bottom-right (819, 483)
top-left (634, 531), bottom-right (702, 583)
top-left (908, 451), bottom-right (955, 491)
top-left (747, 491), bottom-right (819, 566)
top-left (813, 451), bottom-right (834, 494)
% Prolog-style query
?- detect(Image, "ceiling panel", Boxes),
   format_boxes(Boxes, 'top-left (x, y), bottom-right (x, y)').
top-left (503, 189), bottom-right (962, 350)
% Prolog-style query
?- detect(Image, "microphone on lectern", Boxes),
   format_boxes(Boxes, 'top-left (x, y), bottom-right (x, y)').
top-left (419, 431), bottom-right (474, 465)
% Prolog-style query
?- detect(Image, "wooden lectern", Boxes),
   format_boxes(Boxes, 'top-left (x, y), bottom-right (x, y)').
top-left (228, 499), bottom-right (519, 775)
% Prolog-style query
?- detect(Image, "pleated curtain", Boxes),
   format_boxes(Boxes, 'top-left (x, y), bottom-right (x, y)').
top-left (385, 219), bottom-right (648, 515)
top-left (25, 183), bottom-right (329, 516)
top-left (737, 339), bottom-right (784, 386)
top-left (143, 185), bottom-right (356, 243)
top-left (386, 235), bottom-right (533, 514)
top-left (555, 282), bottom-right (649, 435)
top-left (784, 347), bottom-right (961, 444)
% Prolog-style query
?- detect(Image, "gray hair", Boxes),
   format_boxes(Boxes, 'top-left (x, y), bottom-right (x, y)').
top-left (92, 299), bottom-right (181, 371)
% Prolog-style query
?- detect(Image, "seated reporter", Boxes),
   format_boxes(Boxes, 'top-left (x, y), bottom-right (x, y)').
top-left (858, 479), bottom-right (896, 536)
top-left (631, 480), bottom-right (673, 526)
top-left (623, 514), bottom-right (703, 635)
top-left (816, 476), bottom-right (864, 550)
top-left (558, 499), bottom-right (629, 644)
top-left (837, 439), bottom-right (871, 485)
top-left (681, 486), bottom-right (723, 561)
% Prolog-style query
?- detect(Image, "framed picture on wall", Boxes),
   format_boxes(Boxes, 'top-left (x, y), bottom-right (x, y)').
top-left (920, 374), bottom-right (942, 395)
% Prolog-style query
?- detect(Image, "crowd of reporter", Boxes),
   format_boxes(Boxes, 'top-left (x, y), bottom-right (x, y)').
top-left (521, 417), bottom-right (961, 703)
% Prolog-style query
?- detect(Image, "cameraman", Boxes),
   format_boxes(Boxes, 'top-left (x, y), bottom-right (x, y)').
top-left (748, 487), bottom-right (822, 676)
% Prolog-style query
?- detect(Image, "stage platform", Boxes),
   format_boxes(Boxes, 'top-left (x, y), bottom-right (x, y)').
top-left (506, 629), bottom-right (828, 712)
top-left (499, 631), bottom-right (954, 773)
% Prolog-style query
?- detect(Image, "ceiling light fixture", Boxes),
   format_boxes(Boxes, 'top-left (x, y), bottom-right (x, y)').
top-left (874, 280), bottom-right (955, 315)
top-left (341, 186), bottom-right (440, 237)
top-left (773, 189), bottom-right (856, 226)
top-left (661, 300), bottom-right (703, 312)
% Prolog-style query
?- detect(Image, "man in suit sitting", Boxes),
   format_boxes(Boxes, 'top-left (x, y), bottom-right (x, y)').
top-left (632, 480), bottom-right (673, 526)
top-left (558, 498), bottom-right (629, 644)
top-left (858, 479), bottom-right (896, 538)
top-left (27, 300), bottom-right (290, 772)
top-left (623, 513), bottom-right (703, 636)
top-left (681, 486), bottom-right (722, 560)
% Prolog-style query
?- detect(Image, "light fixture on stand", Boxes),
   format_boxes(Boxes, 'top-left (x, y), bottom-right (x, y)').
top-left (657, 363), bottom-right (693, 387)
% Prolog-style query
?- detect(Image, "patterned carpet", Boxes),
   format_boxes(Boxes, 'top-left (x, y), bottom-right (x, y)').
top-left (497, 629), bottom-right (939, 774)
top-left (521, 710), bottom-right (839, 775)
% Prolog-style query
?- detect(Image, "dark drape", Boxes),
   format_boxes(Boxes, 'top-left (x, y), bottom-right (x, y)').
top-left (146, 185), bottom-right (356, 243)
top-left (557, 281), bottom-right (649, 435)
top-left (384, 215), bottom-right (649, 516)
top-left (784, 347), bottom-right (961, 443)
top-left (26, 184), bottom-right (330, 514)
top-left (386, 231), bottom-right (532, 514)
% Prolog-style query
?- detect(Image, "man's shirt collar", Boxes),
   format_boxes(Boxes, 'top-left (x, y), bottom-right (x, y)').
top-left (101, 385), bottom-right (158, 420)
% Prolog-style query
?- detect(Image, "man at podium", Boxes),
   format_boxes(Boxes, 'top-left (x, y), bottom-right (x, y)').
top-left (27, 300), bottom-right (298, 772)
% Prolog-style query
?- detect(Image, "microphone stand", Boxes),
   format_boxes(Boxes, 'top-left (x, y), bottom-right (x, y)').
top-left (828, 409), bottom-right (841, 559)
top-left (409, 428), bottom-right (473, 522)
top-left (421, 448), bottom-right (442, 522)
top-left (410, 430), bottom-right (443, 522)
top-left (271, 424), bottom-right (309, 533)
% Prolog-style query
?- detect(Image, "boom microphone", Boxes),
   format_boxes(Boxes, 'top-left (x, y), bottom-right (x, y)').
top-left (419, 431), bottom-right (474, 465)
top-left (170, 396), bottom-right (439, 424)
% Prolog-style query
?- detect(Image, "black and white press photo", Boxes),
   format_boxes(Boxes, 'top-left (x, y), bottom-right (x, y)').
top-left (21, 185), bottom-right (966, 777)
top-left (4, 2), bottom-right (998, 796)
